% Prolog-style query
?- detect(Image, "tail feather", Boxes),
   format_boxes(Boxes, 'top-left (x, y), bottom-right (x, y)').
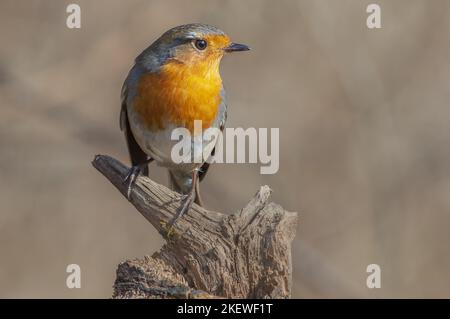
top-left (168, 170), bottom-right (204, 206)
top-left (168, 170), bottom-right (190, 194)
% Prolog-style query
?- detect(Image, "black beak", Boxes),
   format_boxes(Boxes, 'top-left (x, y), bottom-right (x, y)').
top-left (224, 43), bottom-right (250, 52)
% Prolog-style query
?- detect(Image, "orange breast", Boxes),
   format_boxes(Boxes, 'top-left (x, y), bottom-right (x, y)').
top-left (132, 59), bottom-right (223, 133)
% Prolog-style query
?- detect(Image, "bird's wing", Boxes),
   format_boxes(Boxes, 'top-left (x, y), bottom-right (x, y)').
top-left (120, 79), bottom-right (150, 176)
top-left (198, 88), bottom-right (227, 182)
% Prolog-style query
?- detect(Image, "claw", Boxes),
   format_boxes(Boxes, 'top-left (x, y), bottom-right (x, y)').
top-left (123, 165), bottom-right (142, 200)
top-left (166, 168), bottom-right (200, 236)
top-left (122, 158), bottom-right (153, 200)
top-left (167, 190), bottom-right (195, 235)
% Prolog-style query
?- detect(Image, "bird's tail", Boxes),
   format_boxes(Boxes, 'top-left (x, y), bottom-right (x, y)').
top-left (168, 169), bottom-right (191, 195)
top-left (168, 169), bottom-right (203, 206)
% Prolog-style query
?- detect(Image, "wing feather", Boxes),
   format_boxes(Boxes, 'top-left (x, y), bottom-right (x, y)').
top-left (198, 89), bottom-right (227, 182)
top-left (121, 80), bottom-right (150, 176)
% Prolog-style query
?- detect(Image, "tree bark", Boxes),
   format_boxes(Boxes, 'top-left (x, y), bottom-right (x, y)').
top-left (92, 155), bottom-right (298, 299)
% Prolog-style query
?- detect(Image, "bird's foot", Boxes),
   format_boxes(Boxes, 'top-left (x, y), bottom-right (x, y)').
top-left (123, 165), bottom-right (142, 200)
top-left (166, 190), bottom-right (196, 237)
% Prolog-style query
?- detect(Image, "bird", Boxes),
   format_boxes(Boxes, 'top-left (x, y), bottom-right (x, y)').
top-left (120, 23), bottom-right (249, 229)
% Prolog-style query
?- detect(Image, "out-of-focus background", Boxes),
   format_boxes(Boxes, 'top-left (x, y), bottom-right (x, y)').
top-left (1, 0), bottom-right (449, 298)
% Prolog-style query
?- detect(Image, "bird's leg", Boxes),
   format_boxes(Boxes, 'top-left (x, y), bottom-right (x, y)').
top-left (123, 157), bottom-right (153, 199)
top-left (167, 169), bottom-right (199, 234)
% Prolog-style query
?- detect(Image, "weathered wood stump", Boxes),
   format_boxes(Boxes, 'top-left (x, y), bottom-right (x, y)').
top-left (92, 155), bottom-right (298, 299)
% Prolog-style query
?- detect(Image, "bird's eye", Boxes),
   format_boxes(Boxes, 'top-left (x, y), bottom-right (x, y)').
top-left (194, 39), bottom-right (207, 50)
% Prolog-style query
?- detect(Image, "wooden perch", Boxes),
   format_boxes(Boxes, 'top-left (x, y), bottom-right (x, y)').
top-left (92, 155), bottom-right (298, 299)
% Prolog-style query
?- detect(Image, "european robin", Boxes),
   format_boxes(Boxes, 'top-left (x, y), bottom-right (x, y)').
top-left (120, 24), bottom-right (249, 228)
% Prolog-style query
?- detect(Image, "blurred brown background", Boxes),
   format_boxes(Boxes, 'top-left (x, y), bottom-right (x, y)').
top-left (1, 0), bottom-right (449, 298)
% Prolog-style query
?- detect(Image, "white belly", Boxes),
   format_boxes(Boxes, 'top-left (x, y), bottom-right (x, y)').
top-left (127, 106), bottom-right (218, 171)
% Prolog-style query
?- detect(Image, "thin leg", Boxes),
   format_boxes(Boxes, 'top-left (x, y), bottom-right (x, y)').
top-left (167, 170), bottom-right (198, 232)
top-left (194, 177), bottom-right (204, 207)
top-left (123, 157), bottom-right (153, 199)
